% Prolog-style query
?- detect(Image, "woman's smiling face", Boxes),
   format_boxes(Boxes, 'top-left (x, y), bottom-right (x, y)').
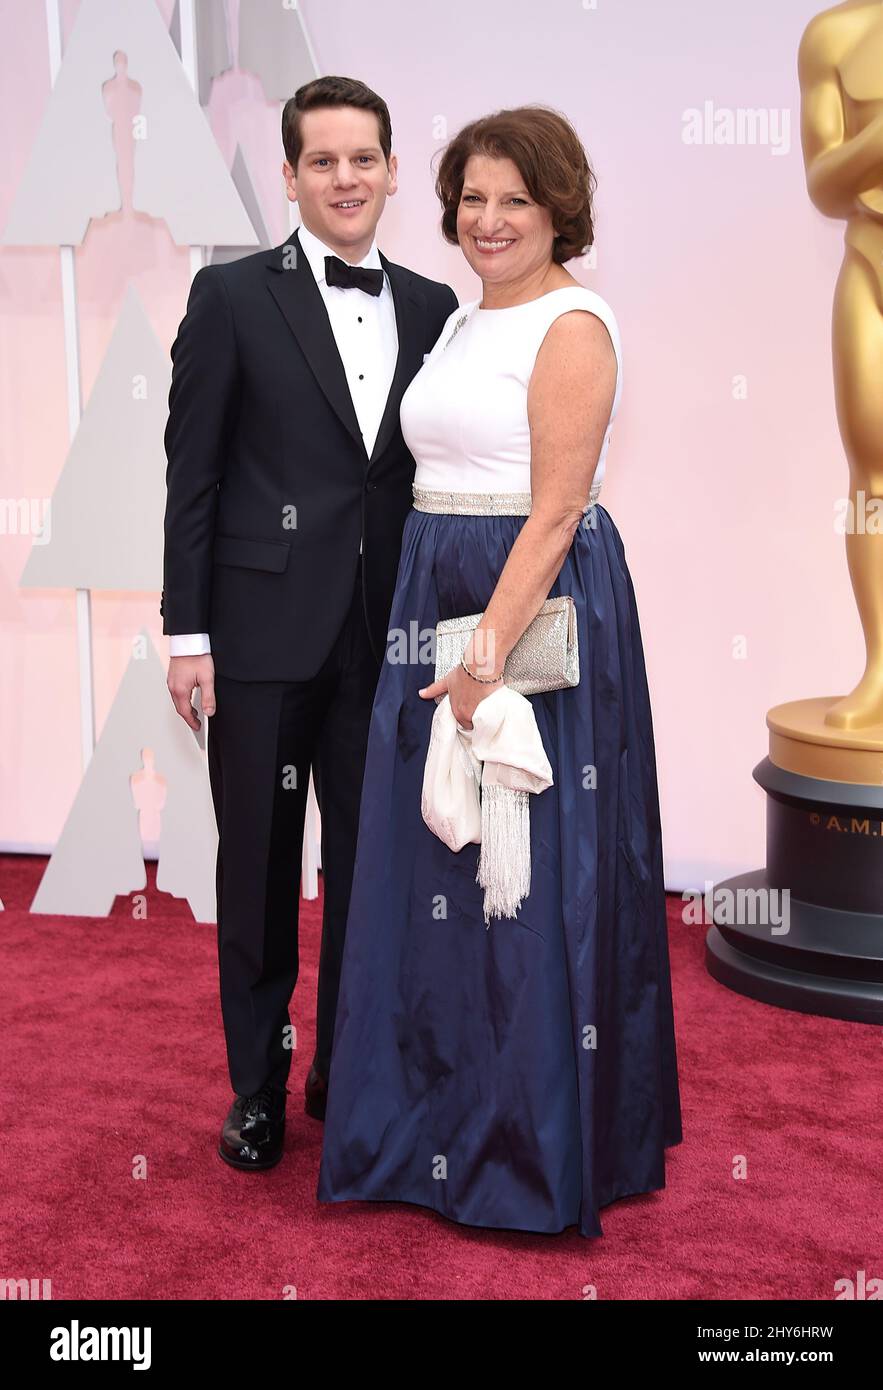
top-left (456, 154), bottom-right (557, 286)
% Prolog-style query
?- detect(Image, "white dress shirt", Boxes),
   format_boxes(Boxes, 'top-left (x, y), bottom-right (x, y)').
top-left (169, 221), bottom-right (399, 658)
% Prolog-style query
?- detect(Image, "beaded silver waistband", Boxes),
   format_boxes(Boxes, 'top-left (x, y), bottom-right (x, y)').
top-left (412, 479), bottom-right (602, 515)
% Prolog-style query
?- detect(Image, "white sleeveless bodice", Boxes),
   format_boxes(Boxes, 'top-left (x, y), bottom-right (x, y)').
top-left (400, 285), bottom-right (623, 500)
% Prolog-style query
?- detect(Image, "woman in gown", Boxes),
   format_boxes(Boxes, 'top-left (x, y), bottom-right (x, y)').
top-left (317, 105), bottom-right (682, 1238)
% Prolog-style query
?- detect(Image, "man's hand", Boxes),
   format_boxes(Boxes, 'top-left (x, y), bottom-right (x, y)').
top-left (167, 653), bottom-right (216, 730)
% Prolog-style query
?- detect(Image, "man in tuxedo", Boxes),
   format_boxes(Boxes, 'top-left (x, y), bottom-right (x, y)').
top-left (161, 76), bottom-right (457, 1170)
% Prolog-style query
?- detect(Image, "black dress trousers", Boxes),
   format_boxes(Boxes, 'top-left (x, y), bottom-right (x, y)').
top-left (206, 564), bottom-right (381, 1097)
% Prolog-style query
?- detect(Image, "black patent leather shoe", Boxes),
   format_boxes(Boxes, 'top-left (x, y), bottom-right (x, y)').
top-left (304, 1064), bottom-right (327, 1121)
top-left (218, 1084), bottom-right (287, 1170)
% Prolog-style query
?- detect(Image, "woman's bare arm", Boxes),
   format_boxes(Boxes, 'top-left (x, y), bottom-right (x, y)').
top-left (464, 310), bottom-right (616, 680)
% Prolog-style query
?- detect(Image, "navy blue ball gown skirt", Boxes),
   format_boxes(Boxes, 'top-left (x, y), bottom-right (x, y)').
top-left (317, 501), bottom-right (683, 1238)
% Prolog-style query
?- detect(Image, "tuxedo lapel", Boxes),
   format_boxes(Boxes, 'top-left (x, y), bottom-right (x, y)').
top-left (368, 253), bottom-right (425, 473)
top-left (265, 229), bottom-right (365, 455)
top-left (265, 230), bottom-right (426, 473)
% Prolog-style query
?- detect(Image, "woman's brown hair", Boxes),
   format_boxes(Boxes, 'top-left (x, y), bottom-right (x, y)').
top-left (434, 105), bottom-right (597, 264)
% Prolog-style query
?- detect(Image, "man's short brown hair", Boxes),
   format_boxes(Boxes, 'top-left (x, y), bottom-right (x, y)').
top-left (282, 76), bottom-right (392, 170)
top-left (434, 105), bottom-right (597, 264)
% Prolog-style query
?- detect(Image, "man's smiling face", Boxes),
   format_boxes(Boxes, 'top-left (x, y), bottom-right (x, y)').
top-left (283, 105), bottom-right (398, 262)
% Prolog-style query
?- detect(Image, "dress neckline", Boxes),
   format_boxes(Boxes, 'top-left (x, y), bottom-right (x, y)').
top-left (475, 284), bottom-right (589, 313)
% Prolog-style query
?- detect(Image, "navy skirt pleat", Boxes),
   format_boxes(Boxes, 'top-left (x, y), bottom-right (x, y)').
top-left (317, 503), bottom-right (682, 1237)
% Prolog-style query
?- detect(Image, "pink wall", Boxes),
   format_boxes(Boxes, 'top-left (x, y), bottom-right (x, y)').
top-left (0, 0), bottom-right (856, 888)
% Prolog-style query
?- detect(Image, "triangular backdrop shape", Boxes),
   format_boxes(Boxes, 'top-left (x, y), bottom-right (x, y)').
top-left (210, 144), bottom-right (273, 264)
top-left (170, 0), bottom-right (232, 107)
top-left (31, 631), bottom-right (217, 923)
top-left (20, 286), bottom-right (168, 593)
top-left (238, 0), bottom-right (316, 103)
top-left (3, 0), bottom-right (256, 247)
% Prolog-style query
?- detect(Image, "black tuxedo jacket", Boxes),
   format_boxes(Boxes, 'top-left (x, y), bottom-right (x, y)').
top-left (160, 228), bottom-right (457, 681)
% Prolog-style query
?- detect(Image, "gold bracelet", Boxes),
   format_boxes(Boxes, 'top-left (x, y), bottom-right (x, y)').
top-left (460, 652), bottom-right (504, 684)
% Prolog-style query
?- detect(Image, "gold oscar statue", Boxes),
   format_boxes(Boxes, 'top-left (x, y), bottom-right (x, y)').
top-left (706, 4), bottom-right (883, 1024)
top-left (768, 0), bottom-right (883, 782)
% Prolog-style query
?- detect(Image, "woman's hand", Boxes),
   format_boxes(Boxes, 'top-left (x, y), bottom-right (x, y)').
top-left (418, 661), bottom-right (502, 730)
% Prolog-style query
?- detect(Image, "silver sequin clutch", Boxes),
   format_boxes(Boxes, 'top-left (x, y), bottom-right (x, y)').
top-left (434, 596), bottom-right (579, 696)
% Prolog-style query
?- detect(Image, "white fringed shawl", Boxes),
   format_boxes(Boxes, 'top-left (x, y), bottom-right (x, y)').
top-left (420, 687), bottom-right (553, 925)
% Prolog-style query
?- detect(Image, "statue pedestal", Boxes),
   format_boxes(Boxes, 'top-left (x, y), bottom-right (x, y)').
top-left (705, 698), bottom-right (883, 1022)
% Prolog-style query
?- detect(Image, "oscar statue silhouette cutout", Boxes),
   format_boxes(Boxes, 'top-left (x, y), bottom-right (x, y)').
top-left (101, 50), bottom-right (142, 223)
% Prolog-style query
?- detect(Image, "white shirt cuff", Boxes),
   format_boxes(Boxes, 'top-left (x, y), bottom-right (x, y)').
top-left (169, 632), bottom-right (211, 657)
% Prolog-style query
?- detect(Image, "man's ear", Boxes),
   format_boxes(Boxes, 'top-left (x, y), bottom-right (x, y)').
top-left (282, 160), bottom-right (298, 203)
top-left (386, 152), bottom-right (399, 197)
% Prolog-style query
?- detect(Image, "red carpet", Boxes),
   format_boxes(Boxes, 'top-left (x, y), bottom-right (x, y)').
top-left (0, 852), bottom-right (879, 1300)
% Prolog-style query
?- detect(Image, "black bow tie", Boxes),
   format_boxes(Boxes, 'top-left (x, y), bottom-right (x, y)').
top-left (324, 255), bottom-right (384, 297)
